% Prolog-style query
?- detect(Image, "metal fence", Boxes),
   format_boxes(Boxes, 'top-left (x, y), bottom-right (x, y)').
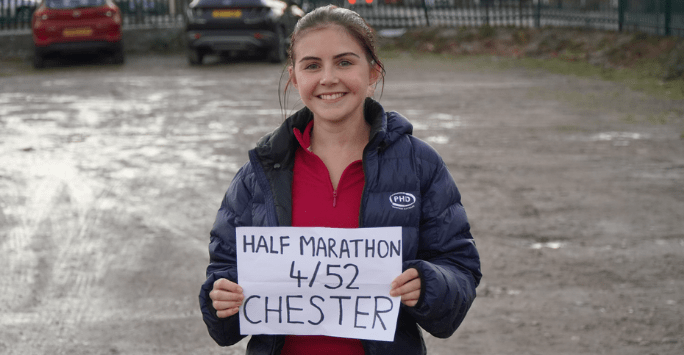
top-left (0, 0), bottom-right (186, 30)
top-left (1, 0), bottom-right (682, 37)
top-left (346, 0), bottom-right (684, 36)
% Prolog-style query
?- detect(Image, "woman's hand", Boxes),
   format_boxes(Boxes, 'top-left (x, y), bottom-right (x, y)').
top-left (209, 278), bottom-right (244, 318)
top-left (389, 268), bottom-right (421, 307)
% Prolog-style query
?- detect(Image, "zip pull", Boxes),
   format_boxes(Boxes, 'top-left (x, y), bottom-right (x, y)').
top-left (332, 189), bottom-right (337, 208)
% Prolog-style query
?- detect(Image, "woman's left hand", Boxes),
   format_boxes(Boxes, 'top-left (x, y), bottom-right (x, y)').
top-left (389, 268), bottom-right (421, 307)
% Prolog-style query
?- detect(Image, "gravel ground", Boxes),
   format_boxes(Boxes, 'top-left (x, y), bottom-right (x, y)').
top-left (1, 52), bottom-right (683, 354)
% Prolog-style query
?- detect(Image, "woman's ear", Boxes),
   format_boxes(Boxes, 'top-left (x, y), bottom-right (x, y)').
top-left (366, 63), bottom-right (381, 97)
top-left (369, 62), bottom-right (381, 86)
top-left (288, 65), bottom-right (297, 89)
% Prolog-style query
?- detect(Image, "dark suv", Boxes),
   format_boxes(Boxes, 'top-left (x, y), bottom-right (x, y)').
top-left (185, 0), bottom-right (304, 65)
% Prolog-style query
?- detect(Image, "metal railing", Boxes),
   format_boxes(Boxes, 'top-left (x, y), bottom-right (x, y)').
top-left (1, 0), bottom-right (682, 37)
top-left (0, 0), bottom-right (37, 30)
top-left (0, 0), bottom-right (189, 31)
top-left (117, 0), bottom-right (187, 27)
top-left (347, 0), bottom-right (683, 36)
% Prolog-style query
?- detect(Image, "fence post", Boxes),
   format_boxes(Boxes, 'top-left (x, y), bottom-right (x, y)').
top-left (422, 0), bottom-right (431, 27)
top-left (617, 0), bottom-right (624, 32)
top-left (664, 0), bottom-right (672, 36)
top-left (535, 0), bottom-right (541, 28)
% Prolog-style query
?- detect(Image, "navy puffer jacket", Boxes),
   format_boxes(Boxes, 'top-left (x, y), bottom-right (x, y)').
top-left (199, 98), bottom-right (482, 354)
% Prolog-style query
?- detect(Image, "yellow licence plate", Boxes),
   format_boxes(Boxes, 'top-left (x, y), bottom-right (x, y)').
top-left (212, 9), bottom-right (242, 18)
top-left (63, 28), bottom-right (93, 37)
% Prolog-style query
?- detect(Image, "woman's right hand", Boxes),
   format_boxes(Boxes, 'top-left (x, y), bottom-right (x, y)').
top-left (209, 278), bottom-right (244, 318)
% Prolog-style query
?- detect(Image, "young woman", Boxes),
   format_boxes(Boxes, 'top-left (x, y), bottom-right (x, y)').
top-left (199, 5), bottom-right (481, 354)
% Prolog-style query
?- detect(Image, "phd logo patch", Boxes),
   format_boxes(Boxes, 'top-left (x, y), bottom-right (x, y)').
top-left (390, 192), bottom-right (416, 210)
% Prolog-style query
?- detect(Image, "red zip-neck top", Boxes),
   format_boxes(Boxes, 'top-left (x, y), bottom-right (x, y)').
top-left (281, 120), bottom-right (366, 355)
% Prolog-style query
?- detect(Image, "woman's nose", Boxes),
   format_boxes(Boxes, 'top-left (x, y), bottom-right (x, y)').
top-left (320, 67), bottom-right (339, 85)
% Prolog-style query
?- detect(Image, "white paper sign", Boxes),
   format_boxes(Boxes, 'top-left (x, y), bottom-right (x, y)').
top-left (236, 226), bottom-right (402, 342)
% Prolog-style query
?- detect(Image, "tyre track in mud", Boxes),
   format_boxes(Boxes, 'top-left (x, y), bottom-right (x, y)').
top-left (1, 136), bottom-right (119, 353)
top-left (1, 137), bottom-right (204, 353)
top-left (1, 56), bottom-right (277, 354)
top-left (1, 77), bottom-right (145, 353)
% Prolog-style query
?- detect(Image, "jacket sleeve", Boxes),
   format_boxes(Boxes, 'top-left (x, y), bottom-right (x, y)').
top-left (403, 151), bottom-right (482, 339)
top-left (199, 163), bottom-right (255, 346)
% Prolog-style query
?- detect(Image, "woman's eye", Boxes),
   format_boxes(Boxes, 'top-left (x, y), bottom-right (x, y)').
top-left (304, 63), bottom-right (319, 70)
top-left (339, 60), bottom-right (352, 67)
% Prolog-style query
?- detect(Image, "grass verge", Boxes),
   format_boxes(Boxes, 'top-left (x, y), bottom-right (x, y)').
top-left (379, 27), bottom-right (684, 101)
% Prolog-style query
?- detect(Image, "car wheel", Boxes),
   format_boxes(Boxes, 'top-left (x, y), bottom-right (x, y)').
top-left (33, 48), bottom-right (45, 69)
top-left (188, 49), bottom-right (203, 66)
top-left (268, 27), bottom-right (287, 64)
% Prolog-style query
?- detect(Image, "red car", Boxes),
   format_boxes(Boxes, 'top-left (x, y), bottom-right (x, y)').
top-left (31, 0), bottom-right (124, 68)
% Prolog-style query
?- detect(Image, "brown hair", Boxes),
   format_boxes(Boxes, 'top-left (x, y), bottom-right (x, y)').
top-left (279, 5), bottom-right (385, 113)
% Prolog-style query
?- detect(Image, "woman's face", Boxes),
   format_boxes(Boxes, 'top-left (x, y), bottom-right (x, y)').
top-left (289, 25), bottom-right (379, 125)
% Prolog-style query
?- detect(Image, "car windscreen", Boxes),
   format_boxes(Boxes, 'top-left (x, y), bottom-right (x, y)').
top-left (45, 0), bottom-right (107, 8)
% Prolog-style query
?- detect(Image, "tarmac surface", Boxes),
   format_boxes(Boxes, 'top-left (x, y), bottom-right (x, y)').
top-left (1, 52), bottom-right (683, 354)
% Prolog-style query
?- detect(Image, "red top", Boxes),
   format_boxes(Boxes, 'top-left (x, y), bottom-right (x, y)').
top-left (281, 120), bottom-right (365, 355)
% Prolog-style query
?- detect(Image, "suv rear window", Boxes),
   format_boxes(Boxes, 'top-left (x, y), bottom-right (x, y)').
top-left (46, 0), bottom-right (107, 8)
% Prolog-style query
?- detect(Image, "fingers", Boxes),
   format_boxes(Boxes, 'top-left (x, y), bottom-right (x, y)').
top-left (389, 268), bottom-right (421, 307)
top-left (400, 288), bottom-right (421, 307)
top-left (215, 304), bottom-right (241, 318)
top-left (210, 278), bottom-right (244, 318)
top-left (390, 268), bottom-right (419, 290)
top-left (211, 295), bottom-right (244, 309)
top-left (213, 278), bottom-right (243, 293)
top-left (390, 277), bottom-right (421, 297)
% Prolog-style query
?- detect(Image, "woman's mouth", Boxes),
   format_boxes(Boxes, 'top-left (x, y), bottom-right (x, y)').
top-left (317, 93), bottom-right (345, 100)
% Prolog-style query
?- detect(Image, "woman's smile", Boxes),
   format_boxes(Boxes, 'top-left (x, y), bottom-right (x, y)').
top-left (317, 92), bottom-right (346, 101)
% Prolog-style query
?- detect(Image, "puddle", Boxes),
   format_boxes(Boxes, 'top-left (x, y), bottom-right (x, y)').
top-left (531, 241), bottom-right (565, 250)
top-left (430, 112), bottom-right (464, 129)
top-left (378, 28), bottom-right (407, 38)
top-left (593, 132), bottom-right (647, 146)
top-left (0, 76), bottom-right (267, 201)
top-left (409, 111), bottom-right (464, 134)
top-left (426, 136), bottom-right (449, 144)
top-left (566, 131), bottom-right (650, 147)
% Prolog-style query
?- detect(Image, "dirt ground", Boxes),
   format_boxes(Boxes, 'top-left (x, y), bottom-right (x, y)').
top-left (1, 52), bottom-right (683, 355)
